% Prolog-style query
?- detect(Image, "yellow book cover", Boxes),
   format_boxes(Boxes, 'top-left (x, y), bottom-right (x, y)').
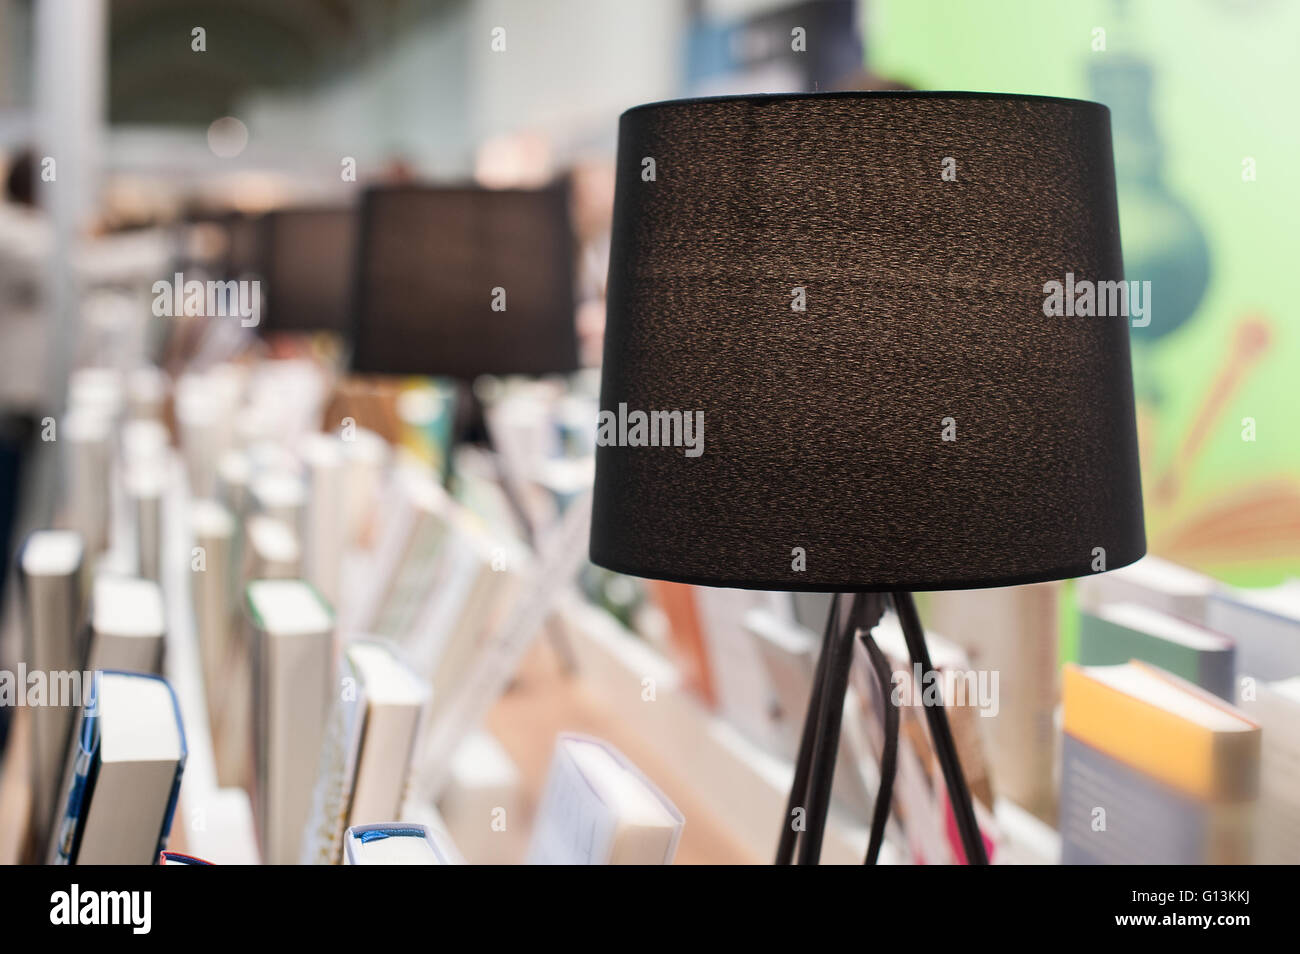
top-left (1062, 661), bottom-right (1259, 801)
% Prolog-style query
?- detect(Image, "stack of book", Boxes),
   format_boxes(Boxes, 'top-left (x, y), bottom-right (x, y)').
top-left (1060, 661), bottom-right (1259, 864)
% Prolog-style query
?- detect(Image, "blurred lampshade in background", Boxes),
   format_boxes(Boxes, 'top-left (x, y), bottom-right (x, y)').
top-left (591, 92), bottom-right (1146, 592)
top-left (349, 183), bottom-right (579, 380)
top-left (258, 207), bottom-right (359, 337)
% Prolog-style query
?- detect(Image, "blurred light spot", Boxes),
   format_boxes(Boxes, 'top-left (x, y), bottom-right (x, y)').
top-left (207, 117), bottom-right (249, 158)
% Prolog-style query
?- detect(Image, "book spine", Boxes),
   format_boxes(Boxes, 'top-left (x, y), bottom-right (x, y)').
top-left (153, 758), bottom-right (187, 863)
top-left (49, 716), bottom-right (100, 865)
top-left (19, 543), bottom-right (86, 848)
top-left (1200, 649), bottom-right (1236, 702)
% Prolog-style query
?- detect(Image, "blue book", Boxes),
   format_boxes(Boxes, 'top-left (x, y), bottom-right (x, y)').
top-left (343, 824), bottom-right (448, 865)
top-left (50, 671), bottom-right (186, 865)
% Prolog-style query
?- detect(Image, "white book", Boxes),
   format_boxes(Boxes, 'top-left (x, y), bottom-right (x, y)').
top-left (67, 367), bottom-right (124, 421)
top-left (191, 499), bottom-right (236, 724)
top-left (301, 640), bottom-right (430, 864)
top-left (62, 407), bottom-right (112, 558)
top-left (126, 366), bottom-right (168, 422)
top-left (1075, 554), bottom-right (1218, 625)
top-left (343, 824), bottom-right (448, 865)
top-left (86, 576), bottom-right (164, 674)
top-left (746, 607), bottom-right (878, 821)
top-left (242, 514), bottom-right (301, 582)
top-left (251, 470), bottom-right (307, 534)
top-left (1241, 676), bottom-right (1300, 863)
top-left (119, 418), bottom-right (170, 470)
top-left (692, 587), bottom-right (789, 749)
top-left (351, 466), bottom-right (453, 637)
top-left (215, 449), bottom-right (253, 519)
top-left (174, 375), bottom-right (224, 498)
top-left (19, 531), bottom-right (88, 842)
top-left (50, 672), bottom-right (186, 864)
top-left (409, 514), bottom-right (529, 725)
top-left (340, 426), bottom-right (389, 548)
top-left (1208, 581), bottom-right (1300, 682)
top-left (925, 582), bottom-right (1062, 818)
top-left (301, 433), bottom-right (346, 608)
top-left (527, 734), bottom-right (683, 865)
top-left (124, 464), bottom-right (164, 582)
top-left (439, 730), bottom-right (524, 865)
top-left (247, 579), bottom-right (335, 865)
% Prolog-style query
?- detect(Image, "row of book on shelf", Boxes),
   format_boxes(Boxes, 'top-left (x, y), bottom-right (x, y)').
top-left (11, 358), bottom-right (1300, 865)
top-left (635, 553), bottom-right (1300, 864)
top-left (11, 360), bottom-right (682, 865)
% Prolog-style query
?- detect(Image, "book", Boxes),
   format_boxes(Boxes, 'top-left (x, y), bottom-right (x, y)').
top-left (647, 580), bottom-right (716, 705)
top-left (160, 851), bottom-right (213, 865)
top-left (861, 612), bottom-right (999, 864)
top-left (923, 583), bottom-right (1061, 820)
top-left (50, 671), bottom-right (186, 864)
top-left (1060, 661), bottom-right (1260, 864)
top-left (1239, 676), bottom-right (1300, 863)
top-left (246, 579), bottom-right (336, 865)
top-left (691, 586), bottom-right (788, 749)
top-left (86, 576), bottom-right (164, 674)
top-left (339, 426), bottom-right (390, 549)
top-left (439, 730), bottom-right (524, 864)
top-left (405, 510), bottom-right (529, 726)
top-left (527, 734), bottom-right (683, 865)
top-left (1079, 602), bottom-right (1235, 700)
top-left (1206, 581), bottom-right (1300, 683)
top-left (745, 606), bottom-right (879, 821)
top-left (1075, 554), bottom-right (1218, 625)
top-left (301, 432), bottom-right (346, 607)
top-left (61, 406), bottom-right (111, 558)
top-left (191, 499), bottom-right (236, 712)
top-left (301, 640), bottom-right (430, 864)
top-left (251, 471), bottom-right (307, 535)
top-left (124, 465), bottom-right (164, 583)
top-left (241, 514), bottom-right (302, 582)
top-left (343, 824), bottom-right (448, 865)
top-left (215, 448), bottom-right (253, 519)
top-left (18, 530), bottom-right (88, 846)
top-left (349, 466), bottom-right (452, 637)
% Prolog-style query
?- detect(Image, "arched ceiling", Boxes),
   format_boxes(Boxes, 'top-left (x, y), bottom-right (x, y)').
top-left (108, 0), bottom-right (449, 124)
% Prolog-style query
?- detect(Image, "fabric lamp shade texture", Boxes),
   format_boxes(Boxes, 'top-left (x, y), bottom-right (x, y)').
top-left (349, 183), bottom-right (579, 379)
top-left (260, 207), bottom-right (358, 336)
top-left (590, 92), bottom-right (1145, 592)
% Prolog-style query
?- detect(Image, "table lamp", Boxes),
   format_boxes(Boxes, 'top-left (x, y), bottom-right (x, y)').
top-left (348, 181), bottom-right (581, 538)
top-left (259, 206), bottom-right (357, 336)
top-left (349, 182), bottom-right (578, 380)
top-left (590, 92), bottom-right (1145, 864)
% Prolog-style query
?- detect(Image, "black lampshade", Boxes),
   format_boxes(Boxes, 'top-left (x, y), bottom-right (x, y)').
top-left (590, 92), bottom-right (1145, 592)
top-left (221, 211), bottom-right (265, 282)
top-left (260, 207), bottom-right (358, 336)
top-left (349, 183), bottom-right (579, 379)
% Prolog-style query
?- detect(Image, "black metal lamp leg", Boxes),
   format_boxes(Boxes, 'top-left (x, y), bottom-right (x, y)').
top-left (774, 594), bottom-right (840, 864)
top-left (795, 593), bottom-right (860, 865)
top-left (891, 590), bottom-right (989, 865)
